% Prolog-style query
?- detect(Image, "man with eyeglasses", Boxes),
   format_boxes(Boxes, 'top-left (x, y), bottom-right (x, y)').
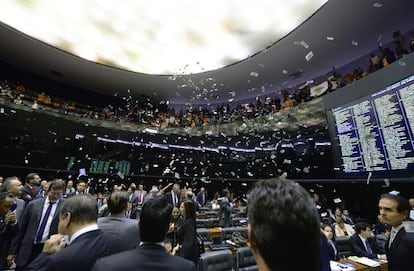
top-left (8, 179), bottom-right (65, 270)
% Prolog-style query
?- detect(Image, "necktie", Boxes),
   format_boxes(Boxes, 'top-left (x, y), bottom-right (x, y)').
top-left (31, 187), bottom-right (37, 198)
top-left (389, 229), bottom-right (397, 248)
top-left (365, 240), bottom-right (373, 254)
top-left (139, 192), bottom-right (143, 204)
top-left (328, 240), bottom-right (337, 257)
top-left (35, 202), bottom-right (54, 243)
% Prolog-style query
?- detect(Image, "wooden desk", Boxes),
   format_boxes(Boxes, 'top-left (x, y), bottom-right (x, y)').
top-left (338, 259), bottom-right (387, 271)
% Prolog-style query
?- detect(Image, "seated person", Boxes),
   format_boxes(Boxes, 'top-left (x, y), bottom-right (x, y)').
top-left (349, 222), bottom-right (386, 260)
top-left (335, 217), bottom-right (355, 237)
top-left (321, 224), bottom-right (339, 261)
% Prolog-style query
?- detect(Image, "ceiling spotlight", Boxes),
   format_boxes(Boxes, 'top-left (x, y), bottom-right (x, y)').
top-left (373, 3), bottom-right (382, 8)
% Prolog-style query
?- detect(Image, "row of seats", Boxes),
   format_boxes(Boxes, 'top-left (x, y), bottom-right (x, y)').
top-left (199, 247), bottom-right (257, 271)
top-left (196, 218), bottom-right (248, 228)
top-left (197, 227), bottom-right (248, 247)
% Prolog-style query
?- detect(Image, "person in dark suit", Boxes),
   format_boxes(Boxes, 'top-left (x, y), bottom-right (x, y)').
top-left (218, 189), bottom-right (232, 227)
top-left (196, 187), bottom-right (207, 207)
top-left (321, 224), bottom-right (339, 261)
top-left (21, 173), bottom-right (41, 204)
top-left (0, 177), bottom-right (25, 222)
top-left (0, 177), bottom-right (25, 269)
top-left (320, 233), bottom-right (331, 271)
top-left (247, 178), bottom-right (321, 271)
top-left (0, 192), bottom-right (18, 271)
top-left (379, 193), bottom-right (414, 271)
top-left (174, 200), bottom-right (199, 266)
top-left (9, 179), bottom-right (65, 270)
top-left (66, 180), bottom-right (87, 197)
top-left (26, 194), bottom-right (123, 271)
top-left (165, 183), bottom-right (181, 206)
top-left (92, 195), bottom-right (195, 271)
top-left (349, 222), bottom-right (385, 260)
top-left (97, 191), bottom-right (140, 250)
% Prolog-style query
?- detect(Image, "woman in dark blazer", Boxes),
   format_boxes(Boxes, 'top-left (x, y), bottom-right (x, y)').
top-left (175, 200), bottom-right (199, 266)
top-left (167, 205), bottom-right (184, 247)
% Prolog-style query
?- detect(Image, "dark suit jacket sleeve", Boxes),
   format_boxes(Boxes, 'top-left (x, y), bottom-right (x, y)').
top-left (25, 252), bottom-right (49, 271)
top-left (21, 186), bottom-right (33, 202)
top-left (177, 220), bottom-right (199, 263)
top-left (9, 201), bottom-right (32, 255)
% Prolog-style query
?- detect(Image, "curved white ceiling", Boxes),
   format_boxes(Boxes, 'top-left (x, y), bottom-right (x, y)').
top-left (0, 0), bottom-right (327, 75)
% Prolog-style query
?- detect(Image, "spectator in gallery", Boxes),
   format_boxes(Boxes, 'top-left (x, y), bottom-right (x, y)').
top-left (13, 95), bottom-right (23, 105)
top-left (31, 100), bottom-right (39, 110)
top-left (247, 178), bottom-right (321, 271)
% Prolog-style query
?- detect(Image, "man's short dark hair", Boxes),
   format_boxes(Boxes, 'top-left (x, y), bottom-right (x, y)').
top-left (108, 191), bottom-right (129, 214)
top-left (60, 194), bottom-right (97, 224)
top-left (248, 178), bottom-right (321, 271)
top-left (0, 176), bottom-right (19, 193)
top-left (48, 179), bottom-right (65, 191)
top-left (355, 222), bottom-right (370, 234)
top-left (380, 193), bottom-right (410, 213)
top-left (25, 173), bottom-right (38, 184)
top-left (139, 195), bottom-right (172, 242)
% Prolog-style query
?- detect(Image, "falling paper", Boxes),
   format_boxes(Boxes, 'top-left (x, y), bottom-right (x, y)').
top-left (305, 51), bottom-right (314, 61)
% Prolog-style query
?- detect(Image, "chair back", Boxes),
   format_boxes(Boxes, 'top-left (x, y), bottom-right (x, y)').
top-left (199, 250), bottom-right (234, 271)
top-left (336, 237), bottom-right (352, 258)
top-left (237, 247), bottom-right (258, 271)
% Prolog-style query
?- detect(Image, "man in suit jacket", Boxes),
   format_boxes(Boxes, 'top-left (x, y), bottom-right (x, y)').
top-left (134, 184), bottom-right (147, 209)
top-left (196, 187), bottom-right (208, 207)
top-left (349, 222), bottom-right (385, 259)
top-left (218, 189), bottom-right (232, 227)
top-left (379, 193), bottom-right (414, 271)
top-left (97, 191), bottom-right (140, 250)
top-left (21, 173), bottom-right (41, 204)
top-left (26, 194), bottom-right (123, 271)
top-left (9, 179), bottom-right (65, 270)
top-left (0, 192), bottom-right (18, 270)
top-left (0, 177), bottom-right (25, 222)
top-left (0, 177), bottom-right (25, 269)
top-left (92, 195), bottom-right (195, 271)
top-left (66, 180), bottom-right (87, 197)
top-left (165, 183), bottom-right (181, 206)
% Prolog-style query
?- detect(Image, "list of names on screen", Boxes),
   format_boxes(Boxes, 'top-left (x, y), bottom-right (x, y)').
top-left (332, 75), bottom-right (414, 175)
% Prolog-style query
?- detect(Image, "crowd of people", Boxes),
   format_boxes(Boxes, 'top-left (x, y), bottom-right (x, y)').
top-left (1, 29), bottom-right (413, 132)
top-left (0, 174), bottom-right (414, 271)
